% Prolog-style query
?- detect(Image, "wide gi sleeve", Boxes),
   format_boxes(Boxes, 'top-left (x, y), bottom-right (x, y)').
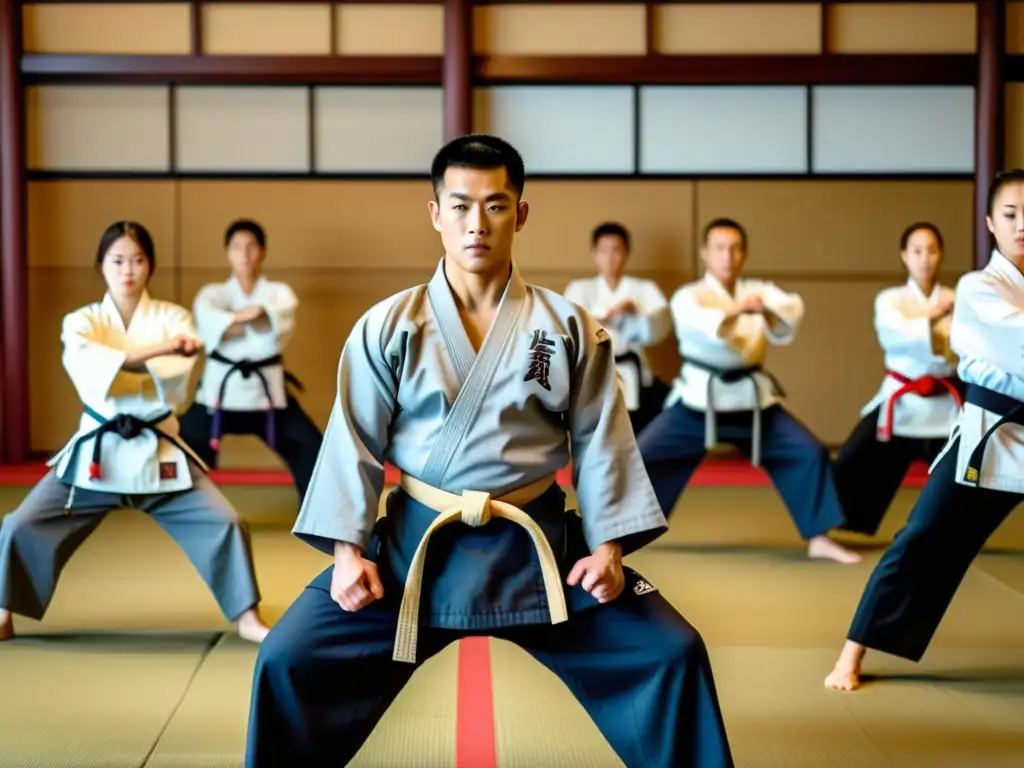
top-left (260, 283), bottom-right (298, 348)
top-left (567, 313), bottom-right (668, 556)
top-left (193, 284), bottom-right (237, 351)
top-left (617, 281), bottom-right (673, 346)
top-left (144, 303), bottom-right (201, 406)
top-left (760, 281), bottom-right (804, 345)
top-left (874, 288), bottom-right (940, 359)
top-left (950, 271), bottom-right (1024, 378)
top-left (61, 310), bottom-right (145, 402)
top-left (292, 305), bottom-right (399, 556)
top-left (670, 286), bottom-right (733, 345)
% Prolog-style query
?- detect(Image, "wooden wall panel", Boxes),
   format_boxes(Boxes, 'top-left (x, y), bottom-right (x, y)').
top-left (512, 181), bottom-right (695, 273)
top-left (175, 181), bottom-right (441, 269)
top-left (335, 3), bottom-right (444, 56)
top-left (1006, 2), bottom-right (1024, 54)
top-left (22, 2), bottom-right (192, 55)
top-left (827, 2), bottom-right (977, 54)
top-left (693, 180), bottom-right (974, 277)
top-left (1006, 83), bottom-right (1024, 169)
top-left (201, 3), bottom-right (332, 55)
top-left (652, 3), bottom-right (821, 55)
top-left (25, 179), bottom-right (977, 454)
top-left (473, 4), bottom-right (646, 55)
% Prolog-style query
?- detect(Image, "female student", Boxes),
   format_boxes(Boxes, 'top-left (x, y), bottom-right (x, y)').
top-left (832, 223), bottom-right (962, 537)
top-left (826, 170), bottom-right (1024, 691)
top-left (0, 221), bottom-right (269, 643)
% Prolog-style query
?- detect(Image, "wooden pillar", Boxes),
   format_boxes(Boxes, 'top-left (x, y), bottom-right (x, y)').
top-left (0, 0), bottom-right (28, 464)
top-left (444, 0), bottom-right (472, 140)
top-left (975, 1), bottom-right (1006, 268)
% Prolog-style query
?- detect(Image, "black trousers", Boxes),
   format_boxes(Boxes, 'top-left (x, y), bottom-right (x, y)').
top-left (244, 566), bottom-right (735, 768)
top-left (178, 395), bottom-right (322, 502)
top-left (847, 440), bottom-right (1022, 662)
top-left (832, 406), bottom-right (949, 536)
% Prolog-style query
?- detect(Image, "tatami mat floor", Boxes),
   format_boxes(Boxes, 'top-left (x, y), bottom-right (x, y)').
top-left (1, 484), bottom-right (1022, 767)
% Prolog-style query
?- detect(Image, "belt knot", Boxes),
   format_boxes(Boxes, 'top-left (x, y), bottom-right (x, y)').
top-left (460, 490), bottom-right (491, 527)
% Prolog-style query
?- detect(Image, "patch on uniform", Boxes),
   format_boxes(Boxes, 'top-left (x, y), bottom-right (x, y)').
top-left (524, 329), bottom-right (556, 391)
top-left (159, 462), bottom-right (178, 480)
top-left (595, 327), bottom-right (610, 344)
top-left (632, 576), bottom-right (657, 596)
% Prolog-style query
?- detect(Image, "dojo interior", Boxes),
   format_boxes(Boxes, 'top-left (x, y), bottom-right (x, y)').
top-left (1, 1), bottom-right (1024, 765)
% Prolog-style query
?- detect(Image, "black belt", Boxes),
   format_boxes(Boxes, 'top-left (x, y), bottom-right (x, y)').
top-left (72, 404), bottom-right (202, 481)
top-left (684, 358), bottom-right (786, 467)
top-left (961, 384), bottom-right (1024, 486)
top-left (207, 351), bottom-right (304, 452)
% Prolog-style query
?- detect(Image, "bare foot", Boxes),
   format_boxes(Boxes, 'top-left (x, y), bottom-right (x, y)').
top-left (237, 607), bottom-right (270, 644)
top-left (0, 608), bottom-right (14, 641)
top-left (808, 535), bottom-right (862, 564)
top-left (824, 640), bottom-right (866, 691)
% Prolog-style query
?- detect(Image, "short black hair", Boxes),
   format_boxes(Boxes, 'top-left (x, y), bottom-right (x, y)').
top-left (591, 222), bottom-right (630, 251)
top-left (225, 218), bottom-right (266, 249)
top-left (702, 217), bottom-right (747, 248)
top-left (900, 221), bottom-right (944, 251)
top-left (987, 169), bottom-right (1024, 216)
top-left (95, 221), bottom-right (156, 274)
top-left (430, 134), bottom-right (526, 200)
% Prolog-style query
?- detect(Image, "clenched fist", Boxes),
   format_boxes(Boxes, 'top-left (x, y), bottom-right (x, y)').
top-left (331, 542), bottom-right (384, 612)
top-left (566, 541), bottom-right (625, 604)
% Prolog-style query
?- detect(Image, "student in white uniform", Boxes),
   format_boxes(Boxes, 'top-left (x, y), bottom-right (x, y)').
top-left (825, 170), bottom-right (1024, 691)
top-left (0, 221), bottom-right (268, 643)
top-left (245, 135), bottom-right (734, 768)
top-left (637, 217), bottom-right (861, 564)
top-left (178, 220), bottom-right (323, 502)
top-left (563, 222), bottom-right (672, 435)
top-left (832, 223), bottom-right (962, 537)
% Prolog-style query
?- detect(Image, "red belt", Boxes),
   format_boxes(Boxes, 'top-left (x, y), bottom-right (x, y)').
top-left (878, 371), bottom-right (963, 441)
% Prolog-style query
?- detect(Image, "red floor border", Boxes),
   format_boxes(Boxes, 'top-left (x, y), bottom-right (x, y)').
top-left (0, 458), bottom-right (933, 488)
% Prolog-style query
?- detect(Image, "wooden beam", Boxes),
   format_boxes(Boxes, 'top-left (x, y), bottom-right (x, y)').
top-left (0, 0), bottom-right (28, 464)
top-left (475, 54), bottom-right (977, 86)
top-left (444, 0), bottom-right (472, 140)
top-left (21, 52), bottom-right (980, 87)
top-left (976, 1), bottom-right (1006, 269)
top-left (21, 54), bottom-right (444, 84)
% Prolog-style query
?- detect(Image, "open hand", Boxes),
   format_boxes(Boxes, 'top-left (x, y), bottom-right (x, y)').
top-left (331, 545), bottom-right (384, 611)
top-left (567, 542), bottom-right (625, 603)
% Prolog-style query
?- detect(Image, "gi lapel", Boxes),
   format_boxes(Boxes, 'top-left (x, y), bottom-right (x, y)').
top-left (420, 258), bottom-right (526, 487)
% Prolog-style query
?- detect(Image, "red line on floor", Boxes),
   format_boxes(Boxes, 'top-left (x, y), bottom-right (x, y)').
top-left (456, 636), bottom-right (498, 768)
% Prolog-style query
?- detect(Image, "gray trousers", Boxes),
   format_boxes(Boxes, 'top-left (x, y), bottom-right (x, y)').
top-left (0, 465), bottom-right (262, 623)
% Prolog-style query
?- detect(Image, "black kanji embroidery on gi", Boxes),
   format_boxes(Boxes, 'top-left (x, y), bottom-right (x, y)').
top-left (524, 329), bottom-right (556, 391)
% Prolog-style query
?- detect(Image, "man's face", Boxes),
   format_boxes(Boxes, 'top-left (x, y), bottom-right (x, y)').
top-left (428, 165), bottom-right (528, 276)
top-left (701, 226), bottom-right (746, 285)
top-left (593, 234), bottom-right (628, 282)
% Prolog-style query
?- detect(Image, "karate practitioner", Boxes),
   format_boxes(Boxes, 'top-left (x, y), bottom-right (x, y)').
top-left (179, 219), bottom-right (322, 502)
top-left (0, 221), bottom-right (268, 643)
top-left (637, 218), bottom-right (861, 564)
top-left (832, 223), bottom-right (961, 537)
top-left (563, 222), bottom-right (673, 435)
top-left (825, 169), bottom-right (1024, 691)
top-left (245, 135), bottom-right (735, 768)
